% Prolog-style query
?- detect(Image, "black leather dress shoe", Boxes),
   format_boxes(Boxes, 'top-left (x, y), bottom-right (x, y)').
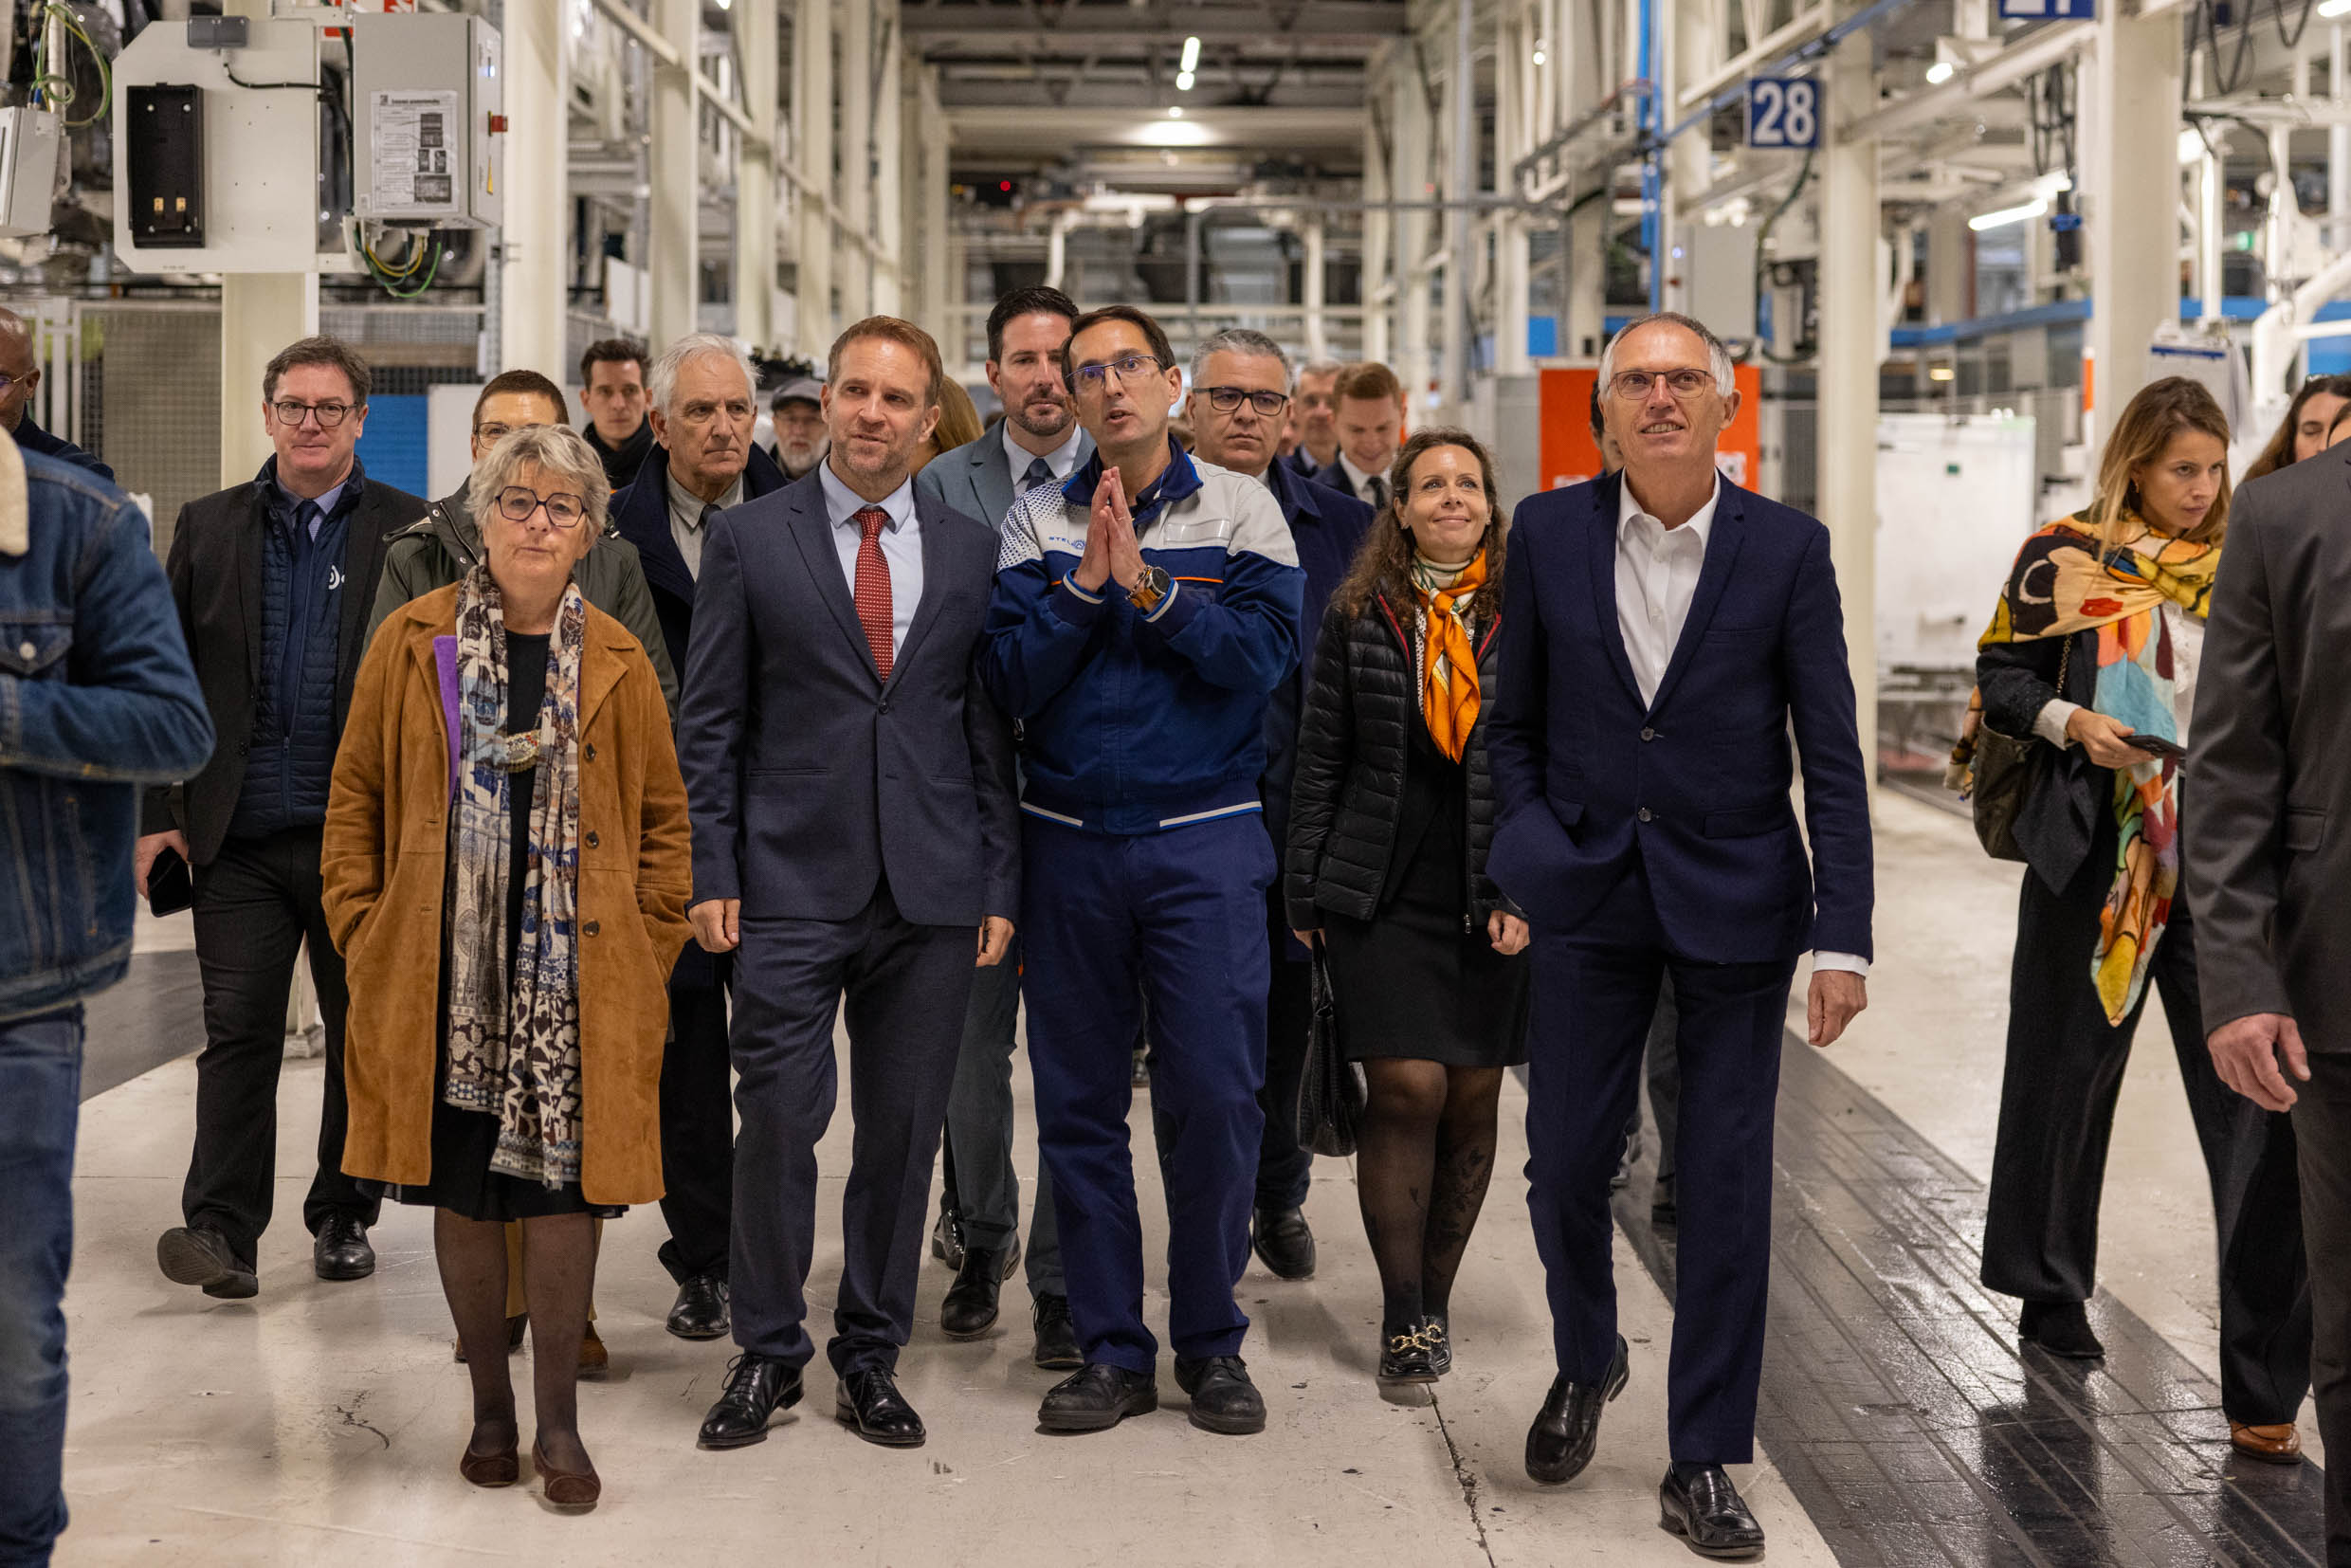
top-left (1427, 1312), bottom-right (1452, 1377)
top-left (1032, 1293), bottom-right (1083, 1370)
top-left (1613, 1128), bottom-right (1641, 1191)
top-left (156, 1226), bottom-right (259, 1300)
top-left (1175, 1355), bottom-right (1266, 1435)
top-left (1250, 1206), bottom-right (1316, 1281)
top-left (835, 1368), bottom-right (926, 1448)
top-left (1659, 1465), bottom-right (1765, 1559)
top-left (1525, 1334), bottom-right (1630, 1485)
top-left (2020, 1300), bottom-right (2105, 1359)
top-left (698, 1354), bottom-right (805, 1449)
top-left (312, 1214), bottom-right (375, 1282)
top-left (930, 1208), bottom-right (967, 1271)
top-left (1038, 1362), bottom-right (1158, 1432)
top-left (940, 1246), bottom-right (1011, 1339)
top-left (1378, 1319), bottom-right (1439, 1383)
top-left (667, 1273), bottom-right (731, 1340)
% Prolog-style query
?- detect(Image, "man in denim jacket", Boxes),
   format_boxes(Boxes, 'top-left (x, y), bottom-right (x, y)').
top-left (0, 436), bottom-right (212, 1566)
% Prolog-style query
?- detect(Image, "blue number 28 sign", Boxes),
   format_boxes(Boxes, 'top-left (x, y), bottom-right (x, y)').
top-left (1746, 77), bottom-right (1820, 150)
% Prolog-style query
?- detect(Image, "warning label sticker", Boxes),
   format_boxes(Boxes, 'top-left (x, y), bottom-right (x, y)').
top-left (370, 90), bottom-right (460, 212)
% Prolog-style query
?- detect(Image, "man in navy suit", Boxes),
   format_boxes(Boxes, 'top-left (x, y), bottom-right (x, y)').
top-left (682, 317), bottom-right (1018, 1453)
top-left (608, 335), bottom-right (791, 1343)
top-left (1487, 312), bottom-right (1872, 1555)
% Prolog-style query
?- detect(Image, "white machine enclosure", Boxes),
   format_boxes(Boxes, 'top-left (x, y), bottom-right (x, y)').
top-left (1874, 411), bottom-right (2041, 672)
top-left (351, 10), bottom-right (501, 230)
top-left (0, 107), bottom-right (63, 240)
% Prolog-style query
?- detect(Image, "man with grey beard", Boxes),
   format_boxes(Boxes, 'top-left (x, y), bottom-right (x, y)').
top-left (914, 285), bottom-right (1093, 1368)
top-left (769, 375), bottom-right (829, 481)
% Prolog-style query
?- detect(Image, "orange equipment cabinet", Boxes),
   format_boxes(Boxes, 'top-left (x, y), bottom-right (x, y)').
top-left (1537, 363), bottom-right (1764, 495)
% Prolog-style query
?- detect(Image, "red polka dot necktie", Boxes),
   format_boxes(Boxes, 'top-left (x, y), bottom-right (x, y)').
top-left (852, 505), bottom-right (894, 681)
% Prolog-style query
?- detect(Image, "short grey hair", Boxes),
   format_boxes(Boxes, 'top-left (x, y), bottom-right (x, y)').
top-left (468, 424), bottom-right (612, 537)
top-left (1294, 357), bottom-right (1345, 390)
top-left (647, 332), bottom-right (757, 420)
top-left (1597, 312), bottom-right (1737, 397)
top-left (1191, 328), bottom-right (1290, 386)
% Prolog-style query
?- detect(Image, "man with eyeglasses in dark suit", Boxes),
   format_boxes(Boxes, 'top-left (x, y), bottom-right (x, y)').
top-left (137, 336), bottom-right (426, 1301)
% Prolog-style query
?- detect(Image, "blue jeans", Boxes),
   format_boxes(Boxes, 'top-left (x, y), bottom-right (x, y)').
top-left (0, 1009), bottom-right (82, 1568)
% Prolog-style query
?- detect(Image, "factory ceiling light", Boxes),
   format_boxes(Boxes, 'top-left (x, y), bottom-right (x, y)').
top-left (1969, 198), bottom-right (2049, 230)
top-left (1924, 61), bottom-right (1954, 84)
top-left (1180, 35), bottom-right (1202, 73)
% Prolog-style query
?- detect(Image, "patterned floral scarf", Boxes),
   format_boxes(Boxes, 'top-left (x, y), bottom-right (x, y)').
top-left (1977, 515), bottom-right (2221, 1025)
top-left (1410, 550), bottom-right (1489, 761)
top-left (444, 564), bottom-right (589, 1188)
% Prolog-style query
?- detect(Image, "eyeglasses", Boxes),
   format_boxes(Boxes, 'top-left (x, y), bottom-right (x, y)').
top-left (1071, 354), bottom-right (1163, 395)
top-left (493, 485), bottom-right (588, 528)
top-left (1607, 369), bottom-right (1717, 402)
top-left (1200, 386), bottom-right (1289, 417)
top-left (271, 399), bottom-right (355, 428)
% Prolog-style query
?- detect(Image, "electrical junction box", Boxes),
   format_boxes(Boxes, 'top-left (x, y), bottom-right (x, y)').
top-left (124, 86), bottom-right (206, 247)
top-left (351, 10), bottom-right (501, 229)
top-left (0, 106), bottom-right (63, 240)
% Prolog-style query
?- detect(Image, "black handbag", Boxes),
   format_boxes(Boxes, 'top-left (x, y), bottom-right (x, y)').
top-left (1967, 636), bottom-right (2069, 865)
top-left (1294, 947), bottom-right (1364, 1158)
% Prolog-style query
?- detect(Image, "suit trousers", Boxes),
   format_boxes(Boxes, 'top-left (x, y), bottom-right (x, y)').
top-left (728, 879), bottom-right (975, 1375)
top-left (943, 934), bottom-right (1065, 1293)
top-left (1981, 832), bottom-right (2309, 1424)
top-left (1023, 814), bottom-right (1274, 1375)
top-left (2291, 1053), bottom-right (2351, 1565)
top-left (183, 827), bottom-right (379, 1265)
top-left (658, 976), bottom-right (735, 1284)
top-left (1524, 857), bottom-right (1794, 1465)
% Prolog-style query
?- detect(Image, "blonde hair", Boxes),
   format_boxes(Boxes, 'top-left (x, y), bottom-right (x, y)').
top-left (2085, 375), bottom-right (2232, 552)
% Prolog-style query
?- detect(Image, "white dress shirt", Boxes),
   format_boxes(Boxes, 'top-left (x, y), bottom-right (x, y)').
top-left (1004, 421), bottom-right (1085, 491)
top-left (1337, 453), bottom-right (1388, 508)
top-left (665, 467), bottom-right (743, 583)
top-left (817, 462), bottom-right (922, 660)
top-left (1616, 476), bottom-right (1868, 980)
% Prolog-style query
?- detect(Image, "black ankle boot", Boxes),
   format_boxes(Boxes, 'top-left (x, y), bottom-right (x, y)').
top-left (2019, 1300), bottom-right (2105, 1359)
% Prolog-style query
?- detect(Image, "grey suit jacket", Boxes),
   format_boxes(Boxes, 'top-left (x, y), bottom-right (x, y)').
top-left (2188, 446), bottom-right (2351, 1048)
top-left (676, 470), bottom-right (1018, 928)
top-left (914, 426), bottom-right (1095, 535)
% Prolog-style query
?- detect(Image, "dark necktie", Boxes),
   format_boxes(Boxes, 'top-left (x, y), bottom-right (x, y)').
top-left (295, 499), bottom-right (322, 542)
top-left (1367, 476), bottom-right (1390, 513)
top-left (1020, 456), bottom-right (1055, 493)
top-left (852, 505), bottom-right (894, 680)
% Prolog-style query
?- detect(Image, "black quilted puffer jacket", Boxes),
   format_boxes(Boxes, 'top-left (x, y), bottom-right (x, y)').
top-left (1285, 587), bottom-right (1520, 932)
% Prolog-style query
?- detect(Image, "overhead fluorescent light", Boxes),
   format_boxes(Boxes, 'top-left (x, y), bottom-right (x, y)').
top-left (1167, 104), bottom-right (1184, 118)
top-left (1176, 69), bottom-right (1194, 91)
top-left (1179, 35), bottom-right (1202, 73)
top-left (1929, 366), bottom-right (1956, 381)
top-left (1924, 61), bottom-right (1954, 84)
top-left (2321, 0), bottom-right (2351, 18)
top-left (1970, 198), bottom-right (2049, 230)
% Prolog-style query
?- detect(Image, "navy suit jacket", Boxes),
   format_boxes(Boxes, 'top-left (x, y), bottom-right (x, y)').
top-left (1485, 471), bottom-right (1873, 964)
top-left (609, 442), bottom-right (789, 684)
top-left (676, 470), bottom-right (1019, 929)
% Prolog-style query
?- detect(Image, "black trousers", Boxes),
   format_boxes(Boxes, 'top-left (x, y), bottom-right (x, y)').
top-left (182, 827), bottom-right (379, 1266)
top-left (658, 977), bottom-right (734, 1283)
top-left (2291, 1054), bottom-right (2351, 1565)
top-left (1982, 835), bottom-right (2310, 1424)
top-left (727, 880), bottom-right (975, 1375)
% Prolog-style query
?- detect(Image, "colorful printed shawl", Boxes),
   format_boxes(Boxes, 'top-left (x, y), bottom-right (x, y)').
top-left (444, 565), bottom-right (589, 1188)
top-left (1977, 516), bottom-right (2221, 1024)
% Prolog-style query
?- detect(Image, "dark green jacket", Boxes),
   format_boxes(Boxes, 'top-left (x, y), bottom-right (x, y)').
top-left (365, 490), bottom-right (682, 718)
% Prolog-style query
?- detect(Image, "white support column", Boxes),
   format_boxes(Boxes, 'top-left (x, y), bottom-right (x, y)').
top-left (1046, 211), bottom-right (1070, 291)
top-left (1395, 46), bottom-right (1432, 403)
top-left (735, 0), bottom-right (779, 349)
top-left (649, 0), bottom-right (700, 349)
top-left (1362, 66), bottom-right (1393, 367)
top-left (220, 275), bottom-right (319, 487)
top-left (2332, 26), bottom-right (2349, 252)
top-left (839, 0), bottom-right (872, 321)
top-left (1442, 0), bottom-right (1474, 410)
top-left (1495, 4), bottom-right (1532, 376)
top-left (1925, 208), bottom-right (1969, 326)
top-left (501, 0), bottom-right (568, 375)
top-left (795, 0), bottom-right (834, 357)
top-left (918, 65), bottom-right (951, 354)
top-left (2085, 0), bottom-right (2183, 436)
top-left (1818, 24), bottom-right (1878, 780)
top-left (1303, 216), bottom-right (1328, 362)
top-left (1561, 0), bottom-right (1608, 360)
top-left (872, 5), bottom-right (903, 317)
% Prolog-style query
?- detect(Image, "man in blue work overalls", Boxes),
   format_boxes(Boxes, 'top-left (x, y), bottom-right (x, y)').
top-left (983, 303), bottom-right (1304, 1439)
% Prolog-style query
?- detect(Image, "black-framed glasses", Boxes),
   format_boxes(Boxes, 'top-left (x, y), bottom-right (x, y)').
top-left (493, 485), bottom-right (588, 529)
top-left (1200, 386), bottom-right (1289, 417)
top-left (1071, 354), bottom-right (1163, 395)
top-left (271, 399), bottom-right (355, 428)
top-left (1607, 368), bottom-right (1715, 401)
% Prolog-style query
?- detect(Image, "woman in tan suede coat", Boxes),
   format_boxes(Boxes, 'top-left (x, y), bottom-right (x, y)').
top-left (321, 423), bottom-right (691, 1509)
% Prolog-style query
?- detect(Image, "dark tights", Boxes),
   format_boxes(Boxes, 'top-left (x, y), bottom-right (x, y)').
top-left (436, 1209), bottom-right (599, 1472)
top-left (1356, 1059), bottom-right (1505, 1325)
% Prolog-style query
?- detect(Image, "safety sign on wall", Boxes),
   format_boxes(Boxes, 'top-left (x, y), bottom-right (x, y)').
top-left (370, 90), bottom-right (460, 214)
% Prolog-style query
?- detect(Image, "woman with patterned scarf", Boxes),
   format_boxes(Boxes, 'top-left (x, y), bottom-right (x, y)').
top-left (1285, 428), bottom-right (1533, 1385)
top-left (1974, 376), bottom-right (2310, 1463)
top-left (322, 424), bottom-right (692, 1509)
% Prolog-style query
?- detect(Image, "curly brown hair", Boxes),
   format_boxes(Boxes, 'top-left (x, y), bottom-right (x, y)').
top-left (1333, 427), bottom-right (1507, 624)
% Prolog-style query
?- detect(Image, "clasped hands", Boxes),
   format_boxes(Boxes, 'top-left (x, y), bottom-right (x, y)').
top-left (688, 900), bottom-right (1014, 969)
top-left (1070, 468), bottom-right (1149, 596)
